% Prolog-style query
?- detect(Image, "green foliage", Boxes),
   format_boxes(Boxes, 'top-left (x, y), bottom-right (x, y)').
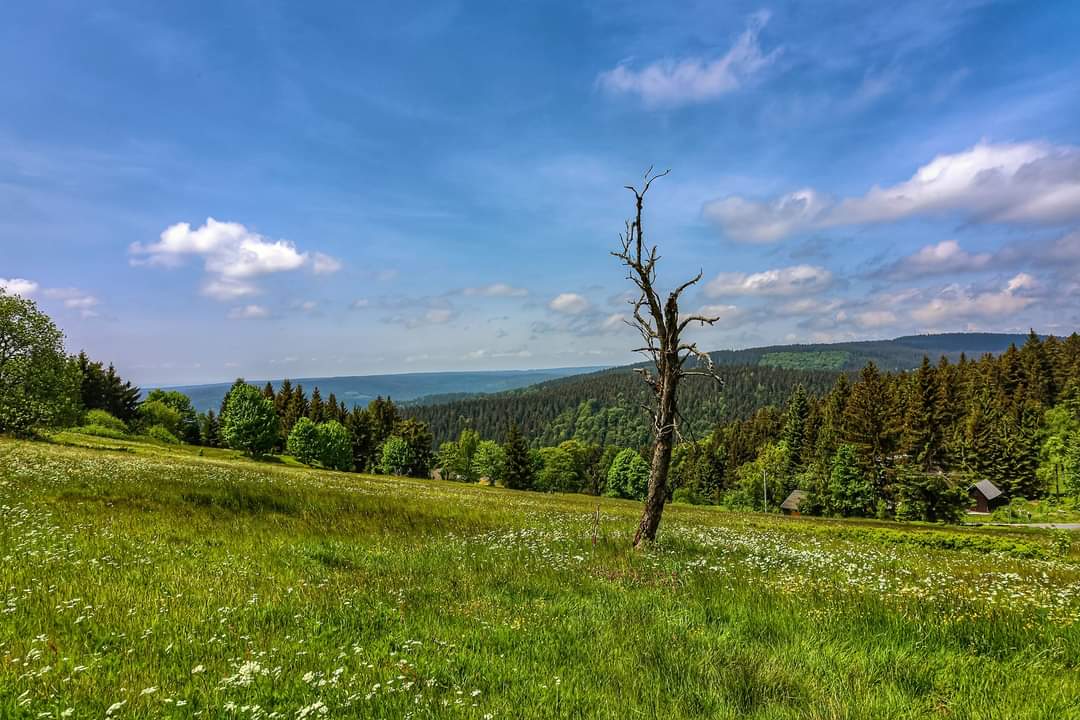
top-left (144, 389), bottom-right (199, 443)
top-left (735, 441), bottom-right (788, 510)
top-left (137, 400), bottom-right (184, 437)
top-left (502, 424), bottom-right (534, 490)
top-left (83, 409), bottom-right (127, 434)
top-left (146, 424), bottom-right (180, 444)
top-left (535, 446), bottom-right (579, 493)
top-left (825, 444), bottom-right (875, 517)
top-left (473, 440), bottom-right (506, 485)
top-left (605, 448), bottom-right (649, 500)
top-left (893, 469), bottom-right (969, 523)
top-left (220, 381), bottom-right (279, 456)
top-left (317, 420), bottom-right (353, 472)
top-left (287, 416), bottom-right (321, 465)
top-left (759, 350), bottom-right (849, 370)
top-left (76, 351), bottom-right (141, 424)
top-left (377, 435), bottom-right (413, 476)
top-left (0, 290), bottom-right (81, 435)
top-left (671, 487), bottom-right (706, 505)
top-left (74, 423), bottom-right (128, 440)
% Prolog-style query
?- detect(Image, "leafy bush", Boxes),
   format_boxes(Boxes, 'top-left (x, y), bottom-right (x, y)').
top-left (75, 423), bottom-right (128, 439)
top-left (146, 424), bottom-right (180, 444)
top-left (604, 448), bottom-right (649, 500)
top-left (377, 436), bottom-right (413, 476)
top-left (220, 382), bottom-right (279, 456)
top-left (672, 487), bottom-right (705, 505)
top-left (138, 400), bottom-right (183, 437)
top-left (287, 417), bottom-right (320, 465)
top-left (317, 421), bottom-right (353, 472)
top-left (83, 409), bottom-right (127, 433)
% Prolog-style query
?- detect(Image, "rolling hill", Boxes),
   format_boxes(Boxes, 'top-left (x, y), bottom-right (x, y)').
top-left (153, 367), bottom-right (605, 412)
top-left (404, 332), bottom-right (1042, 446)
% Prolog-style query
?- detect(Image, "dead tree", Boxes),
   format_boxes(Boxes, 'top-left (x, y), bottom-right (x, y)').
top-left (613, 168), bottom-right (724, 548)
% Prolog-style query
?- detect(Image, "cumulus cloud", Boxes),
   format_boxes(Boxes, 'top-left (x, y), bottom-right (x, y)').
top-left (851, 310), bottom-right (898, 329)
top-left (0, 277), bottom-right (39, 297)
top-left (706, 141), bottom-right (1080, 242)
top-left (692, 304), bottom-right (747, 328)
top-left (131, 218), bottom-right (335, 299)
top-left (549, 292), bottom-right (590, 315)
top-left (597, 11), bottom-right (779, 107)
top-left (463, 283), bottom-right (528, 298)
top-left (227, 304), bottom-right (270, 320)
top-left (877, 239), bottom-right (993, 278)
top-left (705, 265), bottom-right (833, 296)
top-left (911, 273), bottom-right (1038, 325)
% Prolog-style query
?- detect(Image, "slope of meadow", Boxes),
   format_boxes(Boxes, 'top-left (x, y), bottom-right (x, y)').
top-left (2, 435), bottom-right (1079, 719)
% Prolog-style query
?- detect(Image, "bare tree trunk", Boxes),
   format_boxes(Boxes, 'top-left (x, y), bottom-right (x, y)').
top-left (613, 168), bottom-right (724, 549)
top-left (634, 372), bottom-right (678, 546)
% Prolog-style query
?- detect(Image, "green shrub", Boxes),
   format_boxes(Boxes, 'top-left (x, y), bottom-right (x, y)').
top-left (672, 487), bottom-right (705, 505)
top-left (287, 417), bottom-right (320, 465)
top-left (75, 423), bottom-right (128, 439)
top-left (317, 420), bottom-right (353, 472)
top-left (146, 424), bottom-right (180, 444)
top-left (83, 409), bottom-right (127, 433)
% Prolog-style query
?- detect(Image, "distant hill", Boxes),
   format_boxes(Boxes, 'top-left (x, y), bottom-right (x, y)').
top-left (705, 332), bottom-right (1035, 371)
top-left (153, 367), bottom-right (605, 413)
top-left (404, 332), bottom-right (1043, 446)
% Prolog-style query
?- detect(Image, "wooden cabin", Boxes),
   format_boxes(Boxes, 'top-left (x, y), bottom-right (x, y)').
top-left (780, 489), bottom-right (808, 516)
top-left (968, 479), bottom-right (1004, 513)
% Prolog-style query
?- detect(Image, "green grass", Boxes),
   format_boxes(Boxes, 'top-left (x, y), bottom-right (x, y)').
top-left (2, 435), bottom-right (1080, 719)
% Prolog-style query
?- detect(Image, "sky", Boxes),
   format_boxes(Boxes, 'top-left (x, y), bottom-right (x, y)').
top-left (2, 0), bottom-right (1080, 386)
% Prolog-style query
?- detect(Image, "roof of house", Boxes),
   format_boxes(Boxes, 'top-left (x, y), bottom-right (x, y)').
top-left (970, 479), bottom-right (1003, 501)
top-left (780, 489), bottom-right (808, 511)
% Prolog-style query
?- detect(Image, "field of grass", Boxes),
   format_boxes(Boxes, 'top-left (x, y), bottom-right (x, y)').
top-left (3, 435), bottom-right (1080, 718)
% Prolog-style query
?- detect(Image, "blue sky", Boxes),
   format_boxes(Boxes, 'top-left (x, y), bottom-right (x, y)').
top-left (3, 0), bottom-right (1080, 385)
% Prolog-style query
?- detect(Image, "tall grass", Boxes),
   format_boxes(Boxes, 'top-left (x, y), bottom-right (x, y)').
top-left (1, 436), bottom-right (1078, 719)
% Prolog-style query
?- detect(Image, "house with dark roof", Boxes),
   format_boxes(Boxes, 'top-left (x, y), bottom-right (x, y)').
top-left (968, 479), bottom-right (1005, 513)
top-left (780, 489), bottom-right (808, 516)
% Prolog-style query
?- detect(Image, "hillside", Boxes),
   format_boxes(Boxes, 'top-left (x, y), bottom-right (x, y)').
top-left (2, 435), bottom-right (1077, 718)
top-left (155, 367), bottom-right (604, 412)
top-left (706, 332), bottom-right (1034, 371)
top-left (404, 333), bottom-right (1039, 446)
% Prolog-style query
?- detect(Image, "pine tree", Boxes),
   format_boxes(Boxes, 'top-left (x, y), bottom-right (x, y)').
top-left (262, 381), bottom-right (275, 403)
top-left (843, 362), bottom-right (898, 489)
top-left (503, 424), bottom-right (534, 490)
top-left (780, 385), bottom-right (809, 479)
top-left (308, 387), bottom-right (325, 424)
top-left (901, 356), bottom-right (941, 469)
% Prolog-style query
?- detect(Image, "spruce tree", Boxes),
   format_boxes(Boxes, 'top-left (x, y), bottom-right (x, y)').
top-left (901, 356), bottom-right (940, 469)
top-left (308, 387), bottom-right (325, 424)
top-left (780, 385), bottom-right (809, 479)
top-left (503, 424), bottom-right (534, 490)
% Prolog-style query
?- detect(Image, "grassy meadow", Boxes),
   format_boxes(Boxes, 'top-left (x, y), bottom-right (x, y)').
top-left (2, 434), bottom-right (1080, 719)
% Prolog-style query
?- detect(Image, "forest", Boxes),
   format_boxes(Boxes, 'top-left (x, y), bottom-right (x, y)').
top-left (5, 288), bottom-right (1080, 525)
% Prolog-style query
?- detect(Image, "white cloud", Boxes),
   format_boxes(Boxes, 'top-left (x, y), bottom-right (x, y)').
top-left (131, 218), bottom-right (332, 300)
top-left (691, 304), bottom-right (746, 328)
top-left (202, 278), bottom-right (258, 300)
top-left (0, 277), bottom-right (39, 297)
top-left (705, 265), bottom-right (833, 297)
top-left (463, 283), bottom-right (528, 298)
top-left (549, 292), bottom-right (590, 315)
top-left (351, 298), bottom-right (370, 309)
top-left (43, 287), bottom-right (100, 317)
top-left (881, 239), bottom-right (993, 278)
top-left (598, 11), bottom-right (779, 107)
top-left (851, 310), bottom-right (898, 329)
top-left (312, 252), bottom-right (342, 274)
top-left (423, 308), bottom-right (454, 325)
top-left (707, 141), bottom-right (1080, 242)
top-left (911, 273), bottom-right (1037, 325)
top-left (227, 304), bottom-right (270, 320)
top-left (600, 313), bottom-right (626, 332)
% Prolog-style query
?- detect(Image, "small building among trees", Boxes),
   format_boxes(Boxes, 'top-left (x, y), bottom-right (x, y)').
top-left (780, 489), bottom-right (808, 516)
top-left (968, 479), bottom-right (1005, 513)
